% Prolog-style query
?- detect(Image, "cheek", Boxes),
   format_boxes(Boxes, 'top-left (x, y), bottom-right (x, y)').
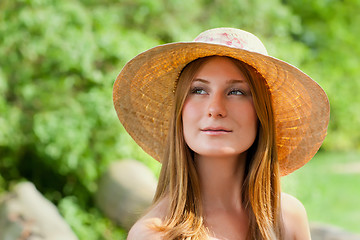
top-left (249, 105), bottom-right (258, 127)
top-left (249, 105), bottom-right (258, 129)
top-left (249, 106), bottom-right (259, 138)
top-left (182, 99), bottom-right (200, 126)
top-left (235, 102), bottom-right (258, 130)
top-left (182, 99), bottom-right (201, 143)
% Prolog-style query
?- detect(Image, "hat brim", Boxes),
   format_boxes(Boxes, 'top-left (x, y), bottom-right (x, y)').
top-left (113, 42), bottom-right (330, 176)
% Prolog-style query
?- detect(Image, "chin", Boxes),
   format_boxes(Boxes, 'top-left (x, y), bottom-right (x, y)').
top-left (195, 146), bottom-right (248, 158)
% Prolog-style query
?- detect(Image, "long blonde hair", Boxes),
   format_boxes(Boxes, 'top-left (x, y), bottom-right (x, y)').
top-left (152, 56), bottom-right (283, 239)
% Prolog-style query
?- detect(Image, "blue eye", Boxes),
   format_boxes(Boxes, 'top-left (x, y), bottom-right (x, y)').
top-left (191, 87), bottom-right (207, 95)
top-left (228, 89), bottom-right (244, 95)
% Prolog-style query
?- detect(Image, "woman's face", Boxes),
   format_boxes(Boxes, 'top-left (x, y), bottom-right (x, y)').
top-left (182, 57), bottom-right (258, 159)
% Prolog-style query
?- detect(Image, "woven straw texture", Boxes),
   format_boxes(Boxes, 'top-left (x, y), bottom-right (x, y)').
top-left (113, 30), bottom-right (330, 176)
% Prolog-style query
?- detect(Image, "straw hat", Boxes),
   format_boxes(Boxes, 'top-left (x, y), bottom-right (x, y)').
top-left (113, 28), bottom-right (330, 176)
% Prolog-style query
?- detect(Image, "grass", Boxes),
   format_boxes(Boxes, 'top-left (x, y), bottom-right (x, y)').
top-left (281, 151), bottom-right (360, 234)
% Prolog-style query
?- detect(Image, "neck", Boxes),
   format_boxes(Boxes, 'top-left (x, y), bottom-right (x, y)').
top-left (195, 154), bottom-right (247, 213)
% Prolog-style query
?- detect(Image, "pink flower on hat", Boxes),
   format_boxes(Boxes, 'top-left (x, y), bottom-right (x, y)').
top-left (194, 28), bottom-right (268, 55)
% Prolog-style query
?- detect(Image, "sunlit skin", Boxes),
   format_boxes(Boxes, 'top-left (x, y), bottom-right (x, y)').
top-left (182, 56), bottom-right (258, 160)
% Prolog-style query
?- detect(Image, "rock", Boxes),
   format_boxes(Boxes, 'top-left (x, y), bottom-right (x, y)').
top-left (311, 222), bottom-right (360, 240)
top-left (0, 181), bottom-right (78, 240)
top-left (95, 159), bottom-right (157, 230)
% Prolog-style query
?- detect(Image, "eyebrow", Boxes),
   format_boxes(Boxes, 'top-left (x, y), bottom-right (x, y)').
top-left (192, 78), bottom-right (247, 84)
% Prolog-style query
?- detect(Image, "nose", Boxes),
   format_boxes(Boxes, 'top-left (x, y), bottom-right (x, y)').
top-left (208, 94), bottom-right (227, 118)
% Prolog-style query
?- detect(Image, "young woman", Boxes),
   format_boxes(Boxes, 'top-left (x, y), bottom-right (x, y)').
top-left (113, 28), bottom-right (330, 240)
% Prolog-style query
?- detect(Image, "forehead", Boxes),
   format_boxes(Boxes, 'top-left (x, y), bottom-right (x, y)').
top-left (193, 56), bottom-right (248, 83)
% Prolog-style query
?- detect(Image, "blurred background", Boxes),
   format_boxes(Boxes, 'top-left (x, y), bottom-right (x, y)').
top-left (0, 0), bottom-right (359, 239)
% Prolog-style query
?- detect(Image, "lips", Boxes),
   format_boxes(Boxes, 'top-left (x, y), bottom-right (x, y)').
top-left (201, 127), bottom-right (232, 135)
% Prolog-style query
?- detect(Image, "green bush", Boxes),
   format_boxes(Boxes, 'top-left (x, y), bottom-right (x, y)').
top-left (58, 196), bottom-right (127, 240)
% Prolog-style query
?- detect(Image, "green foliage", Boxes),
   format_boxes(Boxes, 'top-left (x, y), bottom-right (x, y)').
top-left (58, 196), bottom-right (127, 240)
top-left (0, 175), bottom-right (4, 195)
top-left (0, 0), bottom-right (359, 238)
top-left (284, 0), bottom-right (360, 150)
top-left (0, 0), bottom-right (159, 191)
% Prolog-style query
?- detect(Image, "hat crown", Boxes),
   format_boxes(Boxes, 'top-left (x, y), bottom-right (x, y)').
top-left (194, 28), bottom-right (268, 55)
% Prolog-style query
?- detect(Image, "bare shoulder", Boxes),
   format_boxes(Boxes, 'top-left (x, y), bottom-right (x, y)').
top-left (281, 192), bottom-right (311, 240)
top-left (127, 197), bottom-right (168, 240)
top-left (127, 217), bottom-right (163, 240)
